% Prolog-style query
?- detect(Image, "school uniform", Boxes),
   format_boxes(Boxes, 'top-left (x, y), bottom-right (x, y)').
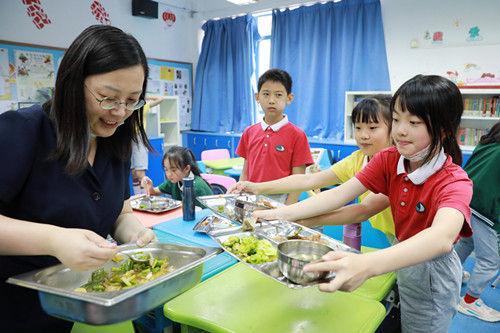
top-left (0, 106), bottom-right (131, 332)
top-left (356, 147), bottom-right (473, 333)
top-left (236, 115), bottom-right (313, 202)
top-left (330, 149), bottom-right (395, 238)
top-left (157, 174), bottom-right (213, 207)
top-left (455, 142), bottom-right (500, 298)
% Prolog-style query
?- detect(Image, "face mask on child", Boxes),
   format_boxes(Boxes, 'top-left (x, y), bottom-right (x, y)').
top-left (403, 145), bottom-right (431, 162)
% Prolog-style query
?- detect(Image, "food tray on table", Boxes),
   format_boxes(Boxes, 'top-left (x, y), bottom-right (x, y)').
top-left (7, 243), bottom-right (222, 325)
top-left (130, 195), bottom-right (181, 213)
top-left (210, 220), bottom-right (358, 289)
top-left (197, 194), bottom-right (284, 223)
top-left (193, 214), bottom-right (241, 236)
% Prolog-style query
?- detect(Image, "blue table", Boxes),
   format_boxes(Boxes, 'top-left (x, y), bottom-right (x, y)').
top-left (152, 209), bottom-right (216, 246)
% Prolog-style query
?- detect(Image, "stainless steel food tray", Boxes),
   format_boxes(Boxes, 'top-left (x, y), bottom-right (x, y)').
top-left (197, 194), bottom-right (283, 223)
top-left (130, 195), bottom-right (181, 213)
top-left (192, 214), bottom-right (241, 236)
top-left (211, 223), bottom-right (356, 289)
top-left (7, 243), bottom-right (222, 325)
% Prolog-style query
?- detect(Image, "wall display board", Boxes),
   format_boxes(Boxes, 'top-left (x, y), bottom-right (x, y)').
top-left (0, 40), bottom-right (193, 130)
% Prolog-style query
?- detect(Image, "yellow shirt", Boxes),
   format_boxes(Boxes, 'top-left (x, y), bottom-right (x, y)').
top-left (142, 103), bottom-right (150, 129)
top-left (330, 150), bottom-right (395, 237)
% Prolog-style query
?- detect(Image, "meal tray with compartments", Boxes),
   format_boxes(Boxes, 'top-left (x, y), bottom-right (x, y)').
top-left (130, 195), bottom-right (181, 214)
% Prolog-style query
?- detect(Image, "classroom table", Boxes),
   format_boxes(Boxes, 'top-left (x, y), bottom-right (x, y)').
top-left (152, 209), bottom-right (396, 302)
top-left (133, 206), bottom-right (202, 229)
top-left (164, 263), bottom-right (386, 333)
top-left (149, 210), bottom-right (396, 332)
top-left (202, 157), bottom-right (244, 175)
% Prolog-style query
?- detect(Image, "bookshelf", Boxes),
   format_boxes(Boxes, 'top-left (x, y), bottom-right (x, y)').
top-left (145, 96), bottom-right (181, 148)
top-left (345, 90), bottom-right (500, 152)
top-left (458, 89), bottom-right (499, 151)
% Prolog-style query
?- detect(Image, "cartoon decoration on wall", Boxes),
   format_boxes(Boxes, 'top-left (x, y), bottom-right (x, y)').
top-left (445, 63), bottom-right (500, 87)
top-left (21, 0), bottom-right (52, 30)
top-left (466, 26), bottom-right (483, 41)
top-left (446, 70), bottom-right (459, 84)
top-left (162, 11), bottom-right (176, 27)
top-left (432, 31), bottom-right (444, 43)
top-left (90, 1), bottom-right (111, 25)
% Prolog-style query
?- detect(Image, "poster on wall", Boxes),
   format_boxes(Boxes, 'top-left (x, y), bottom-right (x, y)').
top-left (0, 48), bottom-right (12, 100)
top-left (147, 59), bottom-right (193, 130)
top-left (15, 50), bottom-right (55, 103)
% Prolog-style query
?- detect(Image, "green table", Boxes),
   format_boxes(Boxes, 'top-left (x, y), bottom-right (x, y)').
top-left (203, 158), bottom-right (244, 175)
top-left (164, 263), bottom-right (386, 333)
top-left (355, 246), bottom-right (396, 301)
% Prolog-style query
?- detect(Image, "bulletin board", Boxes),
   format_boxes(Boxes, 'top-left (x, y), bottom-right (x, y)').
top-left (0, 40), bottom-right (193, 130)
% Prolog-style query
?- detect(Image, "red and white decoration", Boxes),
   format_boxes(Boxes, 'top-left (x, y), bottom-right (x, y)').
top-left (162, 11), bottom-right (176, 27)
top-left (90, 0), bottom-right (111, 25)
top-left (21, 0), bottom-right (52, 30)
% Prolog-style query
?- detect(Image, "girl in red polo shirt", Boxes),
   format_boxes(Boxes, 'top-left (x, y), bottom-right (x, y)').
top-left (255, 75), bottom-right (473, 332)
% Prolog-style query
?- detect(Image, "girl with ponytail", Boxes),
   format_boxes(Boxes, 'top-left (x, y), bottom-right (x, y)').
top-left (141, 146), bottom-right (213, 207)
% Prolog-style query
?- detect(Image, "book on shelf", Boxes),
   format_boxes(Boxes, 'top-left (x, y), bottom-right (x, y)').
top-left (457, 127), bottom-right (489, 147)
top-left (462, 96), bottom-right (500, 117)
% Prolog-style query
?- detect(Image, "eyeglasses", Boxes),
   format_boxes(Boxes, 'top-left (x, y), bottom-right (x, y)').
top-left (85, 85), bottom-right (145, 111)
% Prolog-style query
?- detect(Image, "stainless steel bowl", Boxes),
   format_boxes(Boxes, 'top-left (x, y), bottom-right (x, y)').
top-left (277, 240), bottom-right (334, 285)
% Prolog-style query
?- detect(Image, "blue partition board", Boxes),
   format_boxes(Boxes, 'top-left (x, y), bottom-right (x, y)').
top-left (152, 209), bottom-right (216, 247)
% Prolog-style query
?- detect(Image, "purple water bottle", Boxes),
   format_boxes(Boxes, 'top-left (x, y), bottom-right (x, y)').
top-left (343, 223), bottom-right (361, 251)
top-left (182, 176), bottom-right (195, 221)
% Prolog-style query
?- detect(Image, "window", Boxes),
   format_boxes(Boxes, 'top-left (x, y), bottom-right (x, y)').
top-left (254, 12), bottom-right (272, 120)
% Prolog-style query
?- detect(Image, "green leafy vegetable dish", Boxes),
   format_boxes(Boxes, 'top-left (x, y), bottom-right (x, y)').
top-left (222, 236), bottom-right (277, 264)
top-left (75, 253), bottom-right (174, 292)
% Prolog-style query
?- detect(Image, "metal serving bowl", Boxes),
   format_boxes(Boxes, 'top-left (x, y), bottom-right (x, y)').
top-left (277, 240), bottom-right (334, 285)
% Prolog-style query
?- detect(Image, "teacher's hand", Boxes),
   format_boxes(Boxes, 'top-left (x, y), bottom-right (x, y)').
top-left (49, 228), bottom-right (117, 271)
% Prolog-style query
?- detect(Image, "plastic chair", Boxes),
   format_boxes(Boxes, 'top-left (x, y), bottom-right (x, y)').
top-left (201, 173), bottom-right (236, 194)
top-left (196, 160), bottom-right (207, 174)
top-left (71, 321), bottom-right (134, 333)
top-left (201, 149), bottom-right (230, 161)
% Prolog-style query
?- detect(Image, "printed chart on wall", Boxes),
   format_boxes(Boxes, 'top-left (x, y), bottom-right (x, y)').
top-left (0, 41), bottom-right (194, 130)
top-left (147, 58), bottom-right (193, 130)
top-left (0, 41), bottom-right (64, 114)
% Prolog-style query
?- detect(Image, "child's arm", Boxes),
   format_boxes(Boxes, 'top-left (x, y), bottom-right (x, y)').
top-left (140, 176), bottom-right (162, 196)
top-left (304, 207), bottom-right (464, 293)
top-left (229, 168), bottom-right (339, 195)
top-left (146, 95), bottom-right (165, 108)
top-left (297, 193), bottom-right (389, 228)
top-left (254, 177), bottom-right (367, 221)
top-left (239, 159), bottom-right (248, 181)
top-left (285, 165), bottom-right (307, 205)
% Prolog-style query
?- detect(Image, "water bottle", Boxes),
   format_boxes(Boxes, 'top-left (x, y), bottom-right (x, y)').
top-left (182, 176), bottom-right (195, 221)
top-left (343, 223), bottom-right (361, 251)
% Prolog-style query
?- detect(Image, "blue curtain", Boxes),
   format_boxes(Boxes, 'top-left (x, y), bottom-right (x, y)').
top-left (191, 15), bottom-right (260, 133)
top-left (271, 0), bottom-right (390, 141)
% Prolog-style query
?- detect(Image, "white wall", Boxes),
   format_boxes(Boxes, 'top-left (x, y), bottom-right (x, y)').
top-left (381, 0), bottom-right (500, 89)
top-left (1, 0), bottom-right (498, 91)
top-left (0, 0), bottom-right (199, 64)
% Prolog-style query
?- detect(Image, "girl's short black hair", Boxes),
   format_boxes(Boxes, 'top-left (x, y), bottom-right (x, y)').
top-left (44, 25), bottom-right (150, 175)
top-left (391, 74), bottom-right (463, 165)
top-left (163, 146), bottom-right (203, 177)
top-left (351, 95), bottom-right (392, 128)
top-left (257, 68), bottom-right (292, 94)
